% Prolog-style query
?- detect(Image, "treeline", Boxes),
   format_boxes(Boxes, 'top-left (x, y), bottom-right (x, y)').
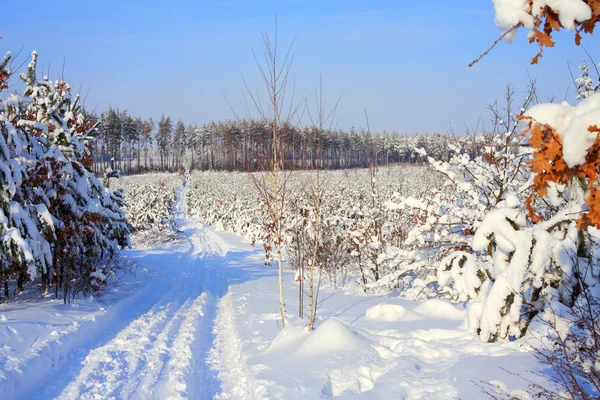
top-left (91, 108), bottom-right (454, 175)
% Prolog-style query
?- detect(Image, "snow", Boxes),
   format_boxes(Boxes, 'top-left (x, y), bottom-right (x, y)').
top-left (364, 303), bottom-right (423, 322)
top-left (412, 298), bottom-right (465, 320)
top-left (493, 0), bottom-right (535, 40)
top-left (562, 94), bottom-right (600, 166)
top-left (0, 178), bottom-right (549, 399)
top-left (531, 0), bottom-right (592, 30)
top-left (293, 318), bottom-right (368, 358)
top-left (209, 265), bottom-right (542, 399)
top-left (524, 102), bottom-right (576, 136)
top-left (525, 93), bottom-right (600, 167)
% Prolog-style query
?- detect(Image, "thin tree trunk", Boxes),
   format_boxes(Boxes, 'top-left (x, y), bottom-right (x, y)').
top-left (17, 271), bottom-right (24, 294)
top-left (308, 200), bottom-right (320, 330)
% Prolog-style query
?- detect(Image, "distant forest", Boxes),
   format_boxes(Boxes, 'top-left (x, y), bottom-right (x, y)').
top-left (89, 107), bottom-right (457, 175)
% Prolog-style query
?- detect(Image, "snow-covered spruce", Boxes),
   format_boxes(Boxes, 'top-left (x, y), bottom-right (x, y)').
top-left (0, 49), bottom-right (130, 302)
top-left (575, 59), bottom-right (600, 100)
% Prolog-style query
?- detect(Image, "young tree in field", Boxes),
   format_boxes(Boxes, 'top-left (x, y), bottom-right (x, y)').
top-left (0, 47), bottom-right (130, 301)
top-left (305, 77), bottom-right (341, 331)
top-left (0, 51), bottom-right (53, 299)
top-left (21, 52), bottom-right (130, 302)
top-left (575, 59), bottom-right (600, 99)
top-left (444, 0), bottom-right (600, 343)
top-left (244, 23), bottom-right (304, 328)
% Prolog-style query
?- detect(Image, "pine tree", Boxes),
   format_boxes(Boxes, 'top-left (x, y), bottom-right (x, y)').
top-left (1, 48), bottom-right (130, 301)
top-left (576, 59), bottom-right (600, 99)
top-left (157, 115), bottom-right (172, 170)
top-left (173, 120), bottom-right (186, 169)
top-left (0, 51), bottom-right (54, 296)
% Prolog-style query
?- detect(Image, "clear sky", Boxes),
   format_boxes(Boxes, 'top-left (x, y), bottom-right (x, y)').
top-left (2, 0), bottom-right (600, 133)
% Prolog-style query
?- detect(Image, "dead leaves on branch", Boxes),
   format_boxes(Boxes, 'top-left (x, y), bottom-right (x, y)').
top-left (528, 1), bottom-right (599, 63)
top-left (520, 116), bottom-right (600, 229)
top-left (472, 0), bottom-right (599, 65)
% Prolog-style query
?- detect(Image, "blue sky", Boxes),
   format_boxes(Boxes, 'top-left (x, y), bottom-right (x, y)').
top-left (2, 0), bottom-right (600, 133)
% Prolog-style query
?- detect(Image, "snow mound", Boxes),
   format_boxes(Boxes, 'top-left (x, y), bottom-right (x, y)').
top-left (265, 325), bottom-right (308, 354)
top-left (413, 299), bottom-right (465, 320)
top-left (293, 318), bottom-right (367, 358)
top-left (364, 303), bottom-right (423, 322)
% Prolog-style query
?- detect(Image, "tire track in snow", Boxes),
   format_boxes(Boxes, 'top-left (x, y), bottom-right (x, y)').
top-left (54, 263), bottom-right (200, 400)
top-left (158, 255), bottom-right (224, 400)
top-left (208, 293), bottom-right (270, 400)
top-left (126, 268), bottom-right (206, 399)
top-left (156, 292), bottom-right (208, 399)
top-left (21, 252), bottom-right (200, 400)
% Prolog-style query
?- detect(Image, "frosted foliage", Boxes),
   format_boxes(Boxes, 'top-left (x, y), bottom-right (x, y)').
top-left (471, 203), bottom-right (533, 341)
top-left (438, 252), bottom-right (486, 302)
top-left (422, 130), bottom-right (531, 307)
top-left (450, 192), bottom-right (592, 342)
top-left (0, 52), bottom-right (53, 279)
top-left (428, 92), bottom-right (600, 342)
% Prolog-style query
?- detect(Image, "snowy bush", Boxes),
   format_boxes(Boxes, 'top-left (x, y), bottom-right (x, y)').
top-left (435, 83), bottom-right (600, 342)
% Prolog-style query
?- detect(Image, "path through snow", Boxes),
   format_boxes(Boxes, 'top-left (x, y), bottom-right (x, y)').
top-left (0, 180), bottom-right (248, 399)
top-left (41, 181), bottom-right (234, 399)
top-left (0, 179), bottom-right (544, 399)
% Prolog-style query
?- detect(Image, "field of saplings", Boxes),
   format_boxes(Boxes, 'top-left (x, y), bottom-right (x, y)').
top-left (186, 166), bottom-right (446, 296)
top-left (114, 173), bottom-right (184, 245)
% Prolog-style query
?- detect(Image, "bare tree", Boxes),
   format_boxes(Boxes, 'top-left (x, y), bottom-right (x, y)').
top-left (244, 20), bottom-right (304, 328)
top-left (305, 75), bottom-right (342, 331)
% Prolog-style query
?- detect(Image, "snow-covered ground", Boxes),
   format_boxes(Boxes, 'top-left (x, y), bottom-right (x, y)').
top-left (0, 182), bottom-right (544, 399)
top-left (208, 256), bottom-right (542, 399)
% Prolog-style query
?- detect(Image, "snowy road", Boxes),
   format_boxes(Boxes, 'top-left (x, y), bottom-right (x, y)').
top-left (40, 182), bottom-right (236, 399)
top-left (0, 181), bottom-right (544, 399)
top-left (0, 182), bottom-right (246, 400)
top-left (45, 228), bottom-right (227, 399)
